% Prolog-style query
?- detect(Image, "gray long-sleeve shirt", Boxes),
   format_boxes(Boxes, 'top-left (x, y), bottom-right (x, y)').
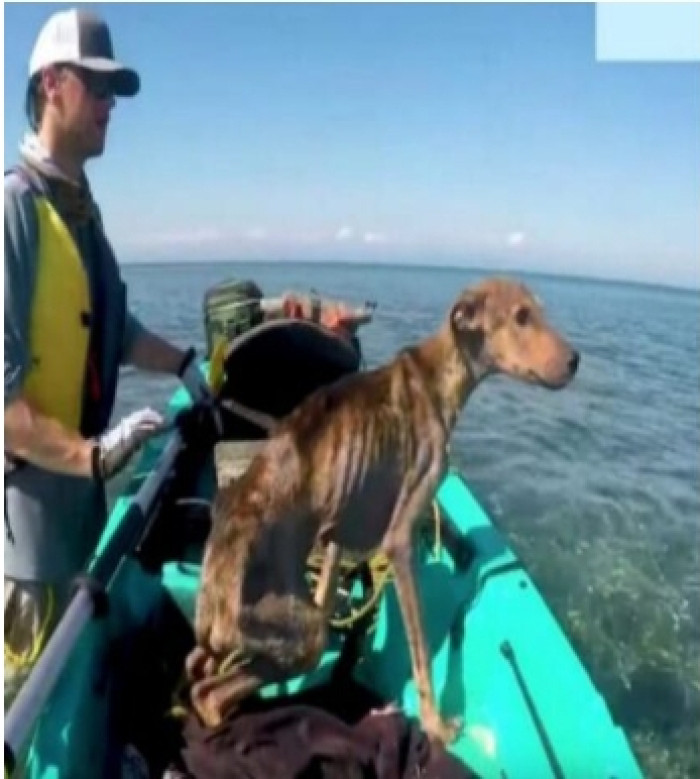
top-left (4, 166), bottom-right (145, 583)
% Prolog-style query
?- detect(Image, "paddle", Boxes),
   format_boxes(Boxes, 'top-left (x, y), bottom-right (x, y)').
top-left (3, 429), bottom-right (183, 775)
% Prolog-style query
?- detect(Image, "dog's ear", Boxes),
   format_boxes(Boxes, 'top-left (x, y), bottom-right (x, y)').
top-left (451, 290), bottom-right (486, 333)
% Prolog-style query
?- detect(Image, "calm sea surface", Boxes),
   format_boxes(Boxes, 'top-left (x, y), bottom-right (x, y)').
top-left (115, 261), bottom-right (699, 778)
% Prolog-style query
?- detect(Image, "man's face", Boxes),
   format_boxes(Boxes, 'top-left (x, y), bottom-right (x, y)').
top-left (40, 64), bottom-right (115, 160)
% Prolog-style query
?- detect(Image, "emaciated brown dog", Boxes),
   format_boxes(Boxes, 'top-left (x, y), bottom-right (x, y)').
top-left (185, 277), bottom-right (580, 745)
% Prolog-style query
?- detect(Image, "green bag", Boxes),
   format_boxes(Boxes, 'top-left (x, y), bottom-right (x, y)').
top-left (202, 278), bottom-right (264, 358)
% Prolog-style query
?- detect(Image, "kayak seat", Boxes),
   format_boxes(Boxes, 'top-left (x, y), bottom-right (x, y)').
top-left (134, 317), bottom-right (363, 574)
top-left (215, 317), bottom-right (362, 439)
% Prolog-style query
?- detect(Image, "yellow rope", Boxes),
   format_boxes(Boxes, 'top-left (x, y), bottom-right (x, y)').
top-left (4, 585), bottom-right (56, 671)
top-left (217, 646), bottom-right (251, 676)
top-left (305, 499), bottom-right (443, 632)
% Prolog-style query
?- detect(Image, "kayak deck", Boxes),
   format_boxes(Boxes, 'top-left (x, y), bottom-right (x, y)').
top-left (157, 442), bottom-right (643, 779)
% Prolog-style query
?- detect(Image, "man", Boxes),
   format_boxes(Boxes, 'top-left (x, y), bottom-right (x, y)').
top-left (4, 8), bottom-right (209, 709)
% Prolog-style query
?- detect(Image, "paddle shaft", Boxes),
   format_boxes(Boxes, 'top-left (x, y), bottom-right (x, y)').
top-left (4, 432), bottom-right (182, 765)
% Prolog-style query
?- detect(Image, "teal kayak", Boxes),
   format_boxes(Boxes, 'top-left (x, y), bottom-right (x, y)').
top-left (5, 304), bottom-right (644, 779)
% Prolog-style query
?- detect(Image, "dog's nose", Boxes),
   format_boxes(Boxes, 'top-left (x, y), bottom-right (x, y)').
top-left (568, 350), bottom-right (580, 375)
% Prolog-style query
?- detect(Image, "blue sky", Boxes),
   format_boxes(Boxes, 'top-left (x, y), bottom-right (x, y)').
top-left (4, 2), bottom-right (699, 288)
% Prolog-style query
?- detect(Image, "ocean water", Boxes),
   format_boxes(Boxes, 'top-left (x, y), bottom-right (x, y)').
top-left (115, 261), bottom-right (699, 778)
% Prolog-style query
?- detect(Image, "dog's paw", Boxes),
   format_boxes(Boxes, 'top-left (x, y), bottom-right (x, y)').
top-left (425, 714), bottom-right (463, 747)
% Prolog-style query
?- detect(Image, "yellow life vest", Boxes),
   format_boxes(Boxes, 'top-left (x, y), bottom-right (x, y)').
top-left (21, 196), bottom-right (91, 431)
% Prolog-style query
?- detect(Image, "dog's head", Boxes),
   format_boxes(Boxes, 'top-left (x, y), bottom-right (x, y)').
top-left (449, 277), bottom-right (579, 389)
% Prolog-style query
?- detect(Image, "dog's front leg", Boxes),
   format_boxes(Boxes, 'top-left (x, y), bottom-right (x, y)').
top-left (382, 448), bottom-right (460, 747)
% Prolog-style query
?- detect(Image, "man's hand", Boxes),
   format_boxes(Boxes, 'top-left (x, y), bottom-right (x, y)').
top-left (93, 408), bottom-right (168, 481)
top-left (177, 347), bottom-right (212, 403)
top-left (5, 397), bottom-right (168, 481)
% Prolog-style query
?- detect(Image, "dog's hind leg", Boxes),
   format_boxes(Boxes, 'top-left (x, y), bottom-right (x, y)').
top-left (191, 593), bottom-right (329, 727)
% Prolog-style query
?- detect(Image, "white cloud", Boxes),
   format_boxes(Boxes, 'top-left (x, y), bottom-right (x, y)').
top-left (333, 226), bottom-right (389, 244)
top-left (506, 231), bottom-right (526, 248)
top-left (335, 226), bottom-right (355, 242)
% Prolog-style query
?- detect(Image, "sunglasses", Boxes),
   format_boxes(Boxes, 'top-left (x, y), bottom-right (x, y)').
top-left (63, 65), bottom-right (114, 101)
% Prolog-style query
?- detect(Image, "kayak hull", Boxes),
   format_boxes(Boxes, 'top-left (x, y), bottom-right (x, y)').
top-left (16, 384), bottom-right (643, 779)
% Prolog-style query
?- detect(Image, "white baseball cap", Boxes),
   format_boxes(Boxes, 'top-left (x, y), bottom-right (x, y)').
top-left (29, 8), bottom-right (140, 97)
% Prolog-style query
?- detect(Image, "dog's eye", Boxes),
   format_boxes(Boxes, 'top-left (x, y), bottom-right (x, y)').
top-left (514, 306), bottom-right (530, 327)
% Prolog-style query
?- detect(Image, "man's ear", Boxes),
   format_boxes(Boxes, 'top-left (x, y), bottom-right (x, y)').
top-left (41, 66), bottom-right (62, 99)
top-left (451, 290), bottom-right (486, 333)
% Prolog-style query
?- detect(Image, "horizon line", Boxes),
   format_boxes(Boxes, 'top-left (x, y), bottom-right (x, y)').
top-left (118, 256), bottom-right (700, 295)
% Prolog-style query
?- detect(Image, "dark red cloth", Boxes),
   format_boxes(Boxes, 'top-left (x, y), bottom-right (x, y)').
top-left (172, 700), bottom-right (477, 779)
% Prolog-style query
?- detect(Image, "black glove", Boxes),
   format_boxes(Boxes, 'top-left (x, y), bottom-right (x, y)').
top-left (174, 396), bottom-right (224, 452)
